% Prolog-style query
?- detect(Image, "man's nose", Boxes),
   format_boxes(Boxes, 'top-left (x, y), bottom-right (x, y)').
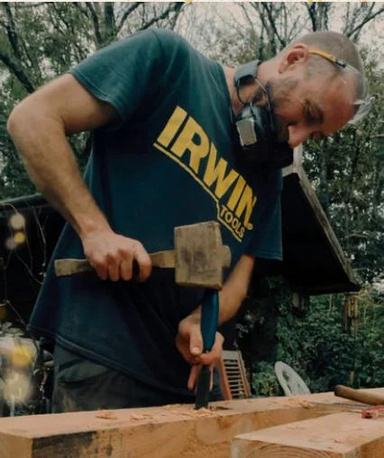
top-left (288, 125), bottom-right (312, 148)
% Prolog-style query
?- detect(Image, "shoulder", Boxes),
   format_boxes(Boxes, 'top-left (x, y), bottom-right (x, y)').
top-left (118, 28), bottom-right (190, 52)
top-left (149, 29), bottom-right (196, 61)
top-left (110, 28), bottom-right (194, 65)
top-left (150, 28), bottom-right (190, 48)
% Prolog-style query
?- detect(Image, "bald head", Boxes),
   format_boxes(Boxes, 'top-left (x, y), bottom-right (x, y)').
top-left (280, 31), bottom-right (369, 126)
top-left (290, 31), bottom-right (364, 73)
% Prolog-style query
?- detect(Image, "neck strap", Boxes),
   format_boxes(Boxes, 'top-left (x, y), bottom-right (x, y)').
top-left (234, 60), bottom-right (260, 88)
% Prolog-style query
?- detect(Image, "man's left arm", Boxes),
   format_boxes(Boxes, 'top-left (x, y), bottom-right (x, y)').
top-left (178, 170), bottom-right (283, 388)
top-left (218, 254), bottom-right (255, 324)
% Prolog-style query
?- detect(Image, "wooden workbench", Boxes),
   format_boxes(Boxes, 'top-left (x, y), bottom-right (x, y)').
top-left (1, 390), bottom-right (382, 458)
top-left (232, 411), bottom-right (384, 457)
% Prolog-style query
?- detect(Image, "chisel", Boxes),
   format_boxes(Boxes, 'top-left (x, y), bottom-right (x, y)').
top-left (195, 290), bottom-right (219, 409)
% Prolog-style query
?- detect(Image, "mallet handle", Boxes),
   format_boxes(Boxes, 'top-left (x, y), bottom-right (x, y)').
top-left (55, 251), bottom-right (175, 277)
top-left (55, 246), bottom-right (230, 278)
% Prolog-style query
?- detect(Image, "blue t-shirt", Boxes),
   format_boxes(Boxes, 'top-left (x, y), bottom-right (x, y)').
top-left (28, 29), bottom-right (282, 395)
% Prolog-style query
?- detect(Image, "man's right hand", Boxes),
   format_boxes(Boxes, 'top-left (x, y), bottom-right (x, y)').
top-left (81, 229), bottom-right (152, 282)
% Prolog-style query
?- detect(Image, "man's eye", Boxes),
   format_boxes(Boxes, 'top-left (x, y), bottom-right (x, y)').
top-left (305, 104), bottom-right (316, 124)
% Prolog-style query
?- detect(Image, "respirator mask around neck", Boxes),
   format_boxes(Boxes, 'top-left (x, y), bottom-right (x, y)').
top-left (233, 60), bottom-right (293, 170)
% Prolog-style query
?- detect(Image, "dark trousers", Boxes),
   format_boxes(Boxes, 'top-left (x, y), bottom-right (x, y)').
top-left (52, 345), bottom-right (222, 413)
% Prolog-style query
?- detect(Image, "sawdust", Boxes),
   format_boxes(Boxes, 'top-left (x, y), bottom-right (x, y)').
top-left (95, 404), bottom-right (218, 425)
top-left (130, 413), bottom-right (155, 421)
top-left (333, 439), bottom-right (346, 444)
top-left (130, 404), bottom-right (217, 423)
top-left (270, 398), bottom-right (314, 409)
top-left (163, 404), bottom-right (183, 410)
top-left (177, 408), bottom-right (215, 418)
top-left (162, 404), bottom-right (217, 416)
top-left (95, 411), bottom-right (118, 420)
top-left (297, 400), bottom-right (312, 409)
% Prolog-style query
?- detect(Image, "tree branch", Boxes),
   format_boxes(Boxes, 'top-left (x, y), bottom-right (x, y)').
top-left (51, 3), bottom-right (89, 63)
top-left (85, 2), bottom-right (102, 47)
top-left (346, 6), bottom-right (384, 39)
top-left (139, 3), bottom-right (184, 31)
top-left (250, 3), bottom-right (276, 54)
top-left (7, 2), bottom-right (51, 8)
top-left (117, 2), bottom-right (141, 32)
top-left (261, 2), bottom-right (286, 48)
top-left (305, 2), bottom-right (318, 32)
top-left (1, 3), bottom-right (22, 60)
top-left (0, 50), bottom-right (35, 93)
top-left (103, 2), bottom-right (117, 44)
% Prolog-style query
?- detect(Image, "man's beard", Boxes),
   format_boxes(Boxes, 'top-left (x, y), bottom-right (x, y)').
top-left (233, 77), bottom-right (295, 170)
top-left (265, 76), bottom-right (300, 143)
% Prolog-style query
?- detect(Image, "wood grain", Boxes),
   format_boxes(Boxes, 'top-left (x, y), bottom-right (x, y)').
top-left (232, 411), bottom-right (384, 457)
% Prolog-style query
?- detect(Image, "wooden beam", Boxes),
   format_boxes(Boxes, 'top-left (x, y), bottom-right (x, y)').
top-left (0, 391), bottom-right (367, 458)
top-left (232, 411), bottom-right (384, 457)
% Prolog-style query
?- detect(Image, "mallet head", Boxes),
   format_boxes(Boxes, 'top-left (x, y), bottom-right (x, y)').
top-left (174, 221), bottom-right (231, 289)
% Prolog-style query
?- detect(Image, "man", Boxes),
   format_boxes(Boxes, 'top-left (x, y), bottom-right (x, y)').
top-left (7, 29), bottom-right (369, 412)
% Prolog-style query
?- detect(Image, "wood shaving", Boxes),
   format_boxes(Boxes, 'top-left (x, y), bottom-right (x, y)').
top-left (361, 406), bottom-right (384, 419)
top-left (362, 410), bottom-right (384, 419)
top-left (271, 398), bottom-right (314, 409)
top-left (178, 408), bottom-right (215, 418)
top-left (297, 400), bottom-right (312, 409)
top-left (95, 411), bottom-right (118, 420)
top-left (130, 413), bottom-right (154, 421)
top-left (163, 404), bottom-right (183, 410)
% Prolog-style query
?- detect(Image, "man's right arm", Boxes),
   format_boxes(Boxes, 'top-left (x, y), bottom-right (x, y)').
top-left (7, 73), bottom-right (152, 282)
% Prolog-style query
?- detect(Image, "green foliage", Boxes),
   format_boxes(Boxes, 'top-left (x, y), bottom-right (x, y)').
top-left (304, 60), bottom-right (384, 282)
top-left (247, 282), bottom-right (384, 396)
top-left (252, 361), bottom-right (282, 397)
top-left (0, 2), bottom-right (185, 201)
top-left (206, 27), bottom-right (266, 67)
top-left (0, 141), bottom-right (37, 198)
top-left (277, 293), bottom-right (355, 392)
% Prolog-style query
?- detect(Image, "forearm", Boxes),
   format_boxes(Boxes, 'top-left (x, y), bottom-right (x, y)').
top-left (185, 256), bottom-right (254, 325)
top-left (7, 106), bottom-right (110, 238)
top-left (218, 255), bottom-right (255, 325)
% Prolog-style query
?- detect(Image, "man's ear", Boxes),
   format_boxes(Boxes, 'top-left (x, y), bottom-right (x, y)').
top-left (278, 44), bottom-right (310, 73)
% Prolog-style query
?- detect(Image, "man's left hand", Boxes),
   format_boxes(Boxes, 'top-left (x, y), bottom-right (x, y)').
top-left (175, 312), bottom-right (224, 390)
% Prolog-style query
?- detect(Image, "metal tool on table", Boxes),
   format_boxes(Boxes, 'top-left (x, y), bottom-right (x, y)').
top-left (54, 221), bottom-right (231, 289)
top-left (334, 384), bottom-right (384, 418)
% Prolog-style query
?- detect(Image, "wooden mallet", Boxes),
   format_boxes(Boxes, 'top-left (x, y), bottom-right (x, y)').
top-left (54, 221), bottom-right (231, 289)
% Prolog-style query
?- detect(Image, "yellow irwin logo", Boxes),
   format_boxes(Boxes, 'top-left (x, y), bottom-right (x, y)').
top-left (154, 106), bottom-right (257, 241)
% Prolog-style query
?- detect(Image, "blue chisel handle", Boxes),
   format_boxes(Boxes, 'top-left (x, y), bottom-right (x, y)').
top-left (201, 290), bottom-right (219, 352)
top-left (195, 289), bottom-right (219, 409)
